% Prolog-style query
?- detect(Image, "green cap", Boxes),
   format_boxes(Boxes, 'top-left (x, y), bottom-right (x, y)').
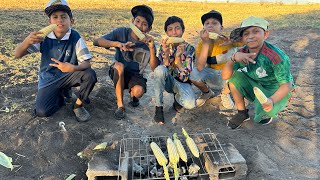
top-left (230, 16), bottom-right (269, 41)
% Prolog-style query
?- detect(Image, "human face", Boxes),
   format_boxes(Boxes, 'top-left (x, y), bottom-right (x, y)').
top-left (203, 18), bottom-right (223, 33)
top-left (165, 22), bottom-right (184, 38)
top-left (49, 11), bottom-right (73, 38)
top-left (132, 16), bottom-right (150, 33)
top-left (241, 26), bottom-right (269, 51)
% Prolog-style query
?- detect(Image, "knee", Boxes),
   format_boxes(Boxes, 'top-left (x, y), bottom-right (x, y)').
top-left (83, 69), bottom-right (97, 83)
top-left (113, 62), bottom-right (125, 75)
top-left (131, 85), bottom-right (144, 97)
top-left (154, 65), bottom-right (167, 78)
top-left (35, 107), bottom-right (51, 117)
top-left (182, 98), bottom-right (196, 109)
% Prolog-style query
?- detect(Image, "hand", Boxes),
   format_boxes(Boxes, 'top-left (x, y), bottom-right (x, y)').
top-left (200, 29), bottom-right (210, 42)
top-left (218, 34), bottom-right (233, 46)
top-left (233, 52), bottom-right (256, 65)
top-left (175, 43), bottom-right (185, 58)
top-left (119, 42), bottom-right (135, 51)
top-left (49, 58), bottom-right (75, 72)
top-left (262, 98), bottom-right (273, 112)
top-left (143, 35), bottom-right (154, 50)
top-left (161, 38), bottom-right (170, 58)
top-left (25, 32), bottom-right (44, 45)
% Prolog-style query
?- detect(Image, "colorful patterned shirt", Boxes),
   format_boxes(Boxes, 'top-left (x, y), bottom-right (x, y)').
top-left (158, 43), bottom-right (195, 82)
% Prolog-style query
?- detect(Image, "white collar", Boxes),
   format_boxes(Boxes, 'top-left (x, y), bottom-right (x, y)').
top-left (47, 28), bottom-right (71, 40)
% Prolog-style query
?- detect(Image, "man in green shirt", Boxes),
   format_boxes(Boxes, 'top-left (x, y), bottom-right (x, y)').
top-left (222, 16), bottom-right (295, 129)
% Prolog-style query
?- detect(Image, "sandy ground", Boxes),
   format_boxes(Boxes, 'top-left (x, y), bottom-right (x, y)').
top-left (0, 27), bottom-right (319, 180)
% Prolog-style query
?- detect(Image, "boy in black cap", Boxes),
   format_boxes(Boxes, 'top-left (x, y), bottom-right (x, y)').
top-left (94, 5), bottom-right (158, 120)
top-left (14, 0), bottom-right (97, 122)
top-left (190, 10), bottom-right (243, 109)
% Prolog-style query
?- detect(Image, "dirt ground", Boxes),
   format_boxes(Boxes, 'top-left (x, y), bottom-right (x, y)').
top-left (0, 20), bottom-right (319, 180)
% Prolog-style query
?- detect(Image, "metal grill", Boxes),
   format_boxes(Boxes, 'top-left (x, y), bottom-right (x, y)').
top-left (117, 129), bottom-right (235, 180)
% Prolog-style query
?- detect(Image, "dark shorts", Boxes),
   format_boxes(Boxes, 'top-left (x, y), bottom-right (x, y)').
top-left (109, 66), bottom-right (147, 93)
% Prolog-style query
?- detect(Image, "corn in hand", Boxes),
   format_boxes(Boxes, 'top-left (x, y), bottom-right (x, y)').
top-left (165, 37), bottom-right (185, 44)
top-left (253, 87), bottom-right (268, 104)
top-left (150, 142), bottom-right (169, 180)
top-left (182, 128), bottom-right (199, 158)
top-left (38, 24), bottom-right (57, 38)
top-left (173, 133), bottom-right (188, 162)
top-left (130, 23), bottom-right (146, 40)
top-left (208, 32), bottom-right (220, 40)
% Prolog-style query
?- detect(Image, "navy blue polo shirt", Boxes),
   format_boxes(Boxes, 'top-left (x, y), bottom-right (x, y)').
top-left (28, 28), bottom-right (92, 89)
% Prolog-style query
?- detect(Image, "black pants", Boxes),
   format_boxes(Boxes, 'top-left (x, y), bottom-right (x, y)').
top-left (35, 68), bottom-right (97, 117)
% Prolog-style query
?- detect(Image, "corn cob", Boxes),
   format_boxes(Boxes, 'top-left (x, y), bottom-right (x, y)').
top-left (182, 128), bottom-right (199, 158)
top-left (150, 142), bottom-right (169, 180)
top-left (167, 138), bottom-right (179, 180)
top-left (208, 32), bottom-right (220, 40)
top-left (253, 87), bottom-right (268, 104)
top-left (165, 37), bottom-right (185, 44)
top-left (38, 24), bottom-right (57, 38)
top-left (129, 23), bottom-right (146, 40)
top-left (173, 133), bottom-right (187, 162)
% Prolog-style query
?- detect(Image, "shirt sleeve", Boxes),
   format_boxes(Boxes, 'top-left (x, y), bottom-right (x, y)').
top-left (27, 43), bottom-right (40, 54)
top-left (272, 55), bottom-right (292, 84)
top-left (75, 38), bottom-right (92, 63)
top-left (101, 27), bottom-right (125, 42)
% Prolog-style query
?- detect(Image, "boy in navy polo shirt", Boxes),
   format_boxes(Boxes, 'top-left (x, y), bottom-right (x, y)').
top-left (93, 5), bottom-right (157, 120)
top-left (14, 0), bottom-right (97, 122)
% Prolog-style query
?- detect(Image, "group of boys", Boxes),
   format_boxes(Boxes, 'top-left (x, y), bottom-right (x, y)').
top-left (15, 0), bottom-right (295, 129)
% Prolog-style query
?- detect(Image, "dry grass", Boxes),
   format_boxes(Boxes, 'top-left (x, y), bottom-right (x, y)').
top-left (0, 0), bottom-right (319, 86)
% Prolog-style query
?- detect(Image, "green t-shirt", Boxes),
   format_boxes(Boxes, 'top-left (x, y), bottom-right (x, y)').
top-left (233, 41), bottom-right (294, 88)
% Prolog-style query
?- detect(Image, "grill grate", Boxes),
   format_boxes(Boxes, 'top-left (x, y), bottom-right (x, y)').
top-left (118, 129), bottom-right (235, 180)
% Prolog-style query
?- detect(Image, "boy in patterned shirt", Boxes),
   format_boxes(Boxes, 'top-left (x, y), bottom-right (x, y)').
top-left (14, 0), bottom-right (97, 122)
top-left (222, 16), bottom-right (295, 129)
top-left (153, 16), bottom-right (196, 124)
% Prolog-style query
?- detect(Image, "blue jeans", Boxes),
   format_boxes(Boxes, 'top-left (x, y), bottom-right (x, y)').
top-left (153, 65), bottom-right (196, 109)
top-left (190, 66), bottom-right (224, 91)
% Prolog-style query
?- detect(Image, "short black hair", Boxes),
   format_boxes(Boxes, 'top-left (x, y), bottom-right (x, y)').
top-left (164, 16), bottom-right (185, 32)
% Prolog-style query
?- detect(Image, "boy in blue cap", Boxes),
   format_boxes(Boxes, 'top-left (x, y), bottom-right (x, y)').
top-left (93, 5), bottom-right (157, 120)
top-left (222, 16), bottom-right (295, 129)
top-left (15, 0), bottom-right (97, 122)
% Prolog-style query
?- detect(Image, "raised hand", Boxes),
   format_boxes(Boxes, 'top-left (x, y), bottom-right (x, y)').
top-left (49, 58), bottom-right (75, 72)
top-left (25, 32), bottom-right (44, 45)
top-left (233, 52), bottom-right (256, 65)
top-left (120, 41), bottom-right (135, 51)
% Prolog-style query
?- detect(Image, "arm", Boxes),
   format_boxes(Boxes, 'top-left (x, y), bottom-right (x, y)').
top-left (49, 58), bottom-right (91, 72)
top-left (14, 32), bottom-right (43, 58)
top-left (93, 37), bottom-right (121, 49)
top-left (195, 29), bottom-right (211, 71)
top-left (263, 82), bottom-right (292, 112)
top-left (144, 35), bottom-right (158, 71)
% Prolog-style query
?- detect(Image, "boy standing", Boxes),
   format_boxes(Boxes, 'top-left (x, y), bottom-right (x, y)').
top-left (153, 16), bottom-right (196, 124)
top-left (190, 10), bottom-right (242, 109)
top-left (14, 0), bottom-right (97, 122)
top-left (222, 16), bottom-right (295, 129)
top-left (93, 5), bottom-right (157, 120)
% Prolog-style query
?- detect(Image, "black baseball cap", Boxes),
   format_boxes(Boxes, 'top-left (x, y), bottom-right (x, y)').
top-left (131, 5), bottom-right (154, 27)
top-left (201, 10), bottom-right (222, 25)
